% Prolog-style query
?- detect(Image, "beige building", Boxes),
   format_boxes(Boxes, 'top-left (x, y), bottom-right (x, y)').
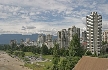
top-left (37, 34), bottom-right (46, 47)
top-left (45, 34), bottom-right (54, 49)
top-left (102, 30), bottom-right (108, 42)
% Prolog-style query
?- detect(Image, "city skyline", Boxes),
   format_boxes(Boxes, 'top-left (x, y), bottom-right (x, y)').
top-left (0, 0), bottom-right (108, 35)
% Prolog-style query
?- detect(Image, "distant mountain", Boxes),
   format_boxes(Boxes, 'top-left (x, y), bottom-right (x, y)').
top-left (0, 34), bottom-right (57, 44)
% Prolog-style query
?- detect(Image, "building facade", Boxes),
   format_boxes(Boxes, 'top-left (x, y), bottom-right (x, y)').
top-left (57, 26), bottom-right (80, 48)
top-left (82, 31), bottom-right (87, 42)
top-left (81, 31), bottom-right (87, 50)
top-left (86, 12), bottom-right (102, 55)
top-left (60, 29), bottom-right (68, 48)
top-left (102, 30), bottom-right (108, 43)
top-left (57, 29), bottom-right (67, 48)
top-left (57, 31), bottom-right (62, 48)
top-left (45, 34), bottom-right (54, 49)
top-left (46, 34), bottom-right (52, 42)
top-left (68, 26), bottom-right (80, 42)
top-left (37, 34), bottom-right (46, 47)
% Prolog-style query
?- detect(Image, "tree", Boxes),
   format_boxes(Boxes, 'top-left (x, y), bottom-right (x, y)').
top-left (14, 51), bottom-right (25, 57)
top-left (41, 44), bottom-right (48, 55)
top-left (59, 58), bottom-right (67, 70)
top-left (11, 42), bottom-right (17, 51)
top-left (69, 33), bottom-right (84, 57)
top-left (8, 49), bottom-right (14, 54)
top-left (51, 44), bottom-right (60, 70)
top-left (60, 47), bottom-right (65, 56)
top-left (99, 54), bottom-right (108, 58)
top-left (85, 50), bottom-right (92, 56)
top-left (51, 64), bottom-right (59, 70)
top-left (60, 34), bottom-right (83, 70)
top-left (102, 41), bottom-right (107, 45)
top-left (3, 45), bottom-right (11, 51)
top-left (48, 47), bottom-right (53, 55)
top-left (65, 56), bottom-right (80, 70)
top-left (19, 44), bottom-right (24, 51)
top-left (36, 47), bottom-right (41, 54)
top-left (59, 56), bottom-right (80, 70)
top-left (101, 41), bottom-right (108, 55)
top-left (21, 51), bottom-right (25, 57)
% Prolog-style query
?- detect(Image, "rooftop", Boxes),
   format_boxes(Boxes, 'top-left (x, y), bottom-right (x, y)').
top-left (74, 56), bottom-right (108, 70)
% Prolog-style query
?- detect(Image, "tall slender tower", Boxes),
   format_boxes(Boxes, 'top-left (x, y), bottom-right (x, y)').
top-left (68, 26), bottom-right (80, 46)
top-left (86, 12), bottom-right (102, 55)
top-left (82, 31), bottom-right (87, 42)
top-left (57, 29), bottom-right (68, 48)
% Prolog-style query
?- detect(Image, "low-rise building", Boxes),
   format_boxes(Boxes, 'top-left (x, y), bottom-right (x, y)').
top-left (73, 56), bottom-right (108, 70)
top-left (102, 30), bottom-right (108, 43)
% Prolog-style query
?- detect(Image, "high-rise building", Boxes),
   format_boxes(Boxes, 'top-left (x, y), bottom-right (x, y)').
top-left (46, 34), bottom-right (52, 42)
top-left (57, 31), bottom-right (62, 48)
top-left (81, 31), bottom-right (87, 50)
top-left (86, 12), bottom-right (102, 55)
top-left (57, 29), bottom-right (68, 48)
top-left (68, 26), bottom-right (80, 41)
top-left (82, 31), bottom-right (87, 42)
top-left (26, 38), bottom-right (30, 44)
top-left (45, 34), bottom-right (54, 49)
top-left (57, 26), bottom-right (80, 48)
top-left (102, 30), bottom-right (108, 43)
top-left (68, 26), bottom-right (80, 46)
top-left (20, 39), bottom-right (24, 45)
top-left (37, 34), bottom-right (46, 47)
top-left (61, 29), bottom-right (68, 48)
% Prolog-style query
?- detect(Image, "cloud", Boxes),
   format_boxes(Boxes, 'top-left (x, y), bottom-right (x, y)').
top-left (82, 17), bottom-right (86, 25)
top-left (97, 4), bottom-right (108, 15)
top-left (0, 0), bottom-right (108, 35)
top-left (102, 21), bottom-right (108, 30)
top-left (103, 24), bottom-right (108, 29)
top-left (0, 0), bottom-right (68, 12)
top-left (0, 28), bottom-right (3, 31)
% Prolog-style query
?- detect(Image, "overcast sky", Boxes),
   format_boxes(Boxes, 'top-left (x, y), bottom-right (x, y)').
top-left (0, 0), bottom-right (108, 35)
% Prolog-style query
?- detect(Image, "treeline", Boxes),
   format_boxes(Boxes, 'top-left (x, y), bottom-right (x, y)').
top-left (48, 34), bottom-right (85, 70)
top-left (0, 43), bottom-right (69, 57)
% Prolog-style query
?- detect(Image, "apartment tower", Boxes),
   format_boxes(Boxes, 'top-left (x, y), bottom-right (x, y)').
top-left (86, 12), bottom-right (102, 55)
top-left (57, 29), bottom-right (68, 48)
top-left (57, 26), bottom-right (80, 48)
top-left (82, 31), bottom-right (87, 42)
top-left (68, 26), bottom-right (80, 42)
